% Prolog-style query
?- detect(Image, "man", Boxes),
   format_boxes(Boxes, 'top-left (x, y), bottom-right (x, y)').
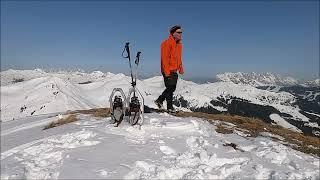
top-left (154, 25), bottom-right (184, 113)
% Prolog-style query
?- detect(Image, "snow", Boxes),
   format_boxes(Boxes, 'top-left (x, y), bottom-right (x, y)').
top-left (304, 78), bottom-right (320, 87)
top-left (1, 112), bottom-right (319, 179)
top-left (159, 145), bottom-right (177, 155)
top-left (269, 113), bottom-right (302, 133)
top-left (212, 105), bottom-right (228, 112)
top-left (0, 69), bottom-right (310, 129)
top-left (1, 69), bottom-right (318, 135)
top-left (259, 132), bottom-right (285, 141)
top-left (1, 69), bottom-right (319, 179)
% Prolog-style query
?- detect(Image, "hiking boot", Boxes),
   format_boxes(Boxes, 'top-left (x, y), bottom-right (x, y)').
top-left (167, 108), bottom-right (177, 113)
top-left (154, 100), bottom-right (164, 109)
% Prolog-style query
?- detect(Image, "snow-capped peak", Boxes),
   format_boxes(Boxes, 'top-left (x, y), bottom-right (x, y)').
top-left (304, 79), bottom-right (320, 87)
top-left (90, 71), bottom-right (106, 78)
top-left (216, 72), bottom-right (299, 87)
top-left (34, 68), bottom-right (46, 73)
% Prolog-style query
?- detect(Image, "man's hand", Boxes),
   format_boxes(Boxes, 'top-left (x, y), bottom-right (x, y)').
top-left (167, 72), bottom-right (174, 80)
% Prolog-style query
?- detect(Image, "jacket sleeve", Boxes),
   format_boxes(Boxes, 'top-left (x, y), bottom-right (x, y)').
top-left (161, 43), bottom-right (171, 77)
top-left (178, 45), bottom-right (184, 74)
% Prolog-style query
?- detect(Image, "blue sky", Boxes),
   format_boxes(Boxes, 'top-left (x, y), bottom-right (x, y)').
top-left (1, 1), bottom-right (319, 80)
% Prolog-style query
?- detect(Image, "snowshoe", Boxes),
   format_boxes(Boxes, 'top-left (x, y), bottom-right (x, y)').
top-left (109, 88), bottom-right (126, 127)
top-left (128, 96), bottom-right (141, 125)
top-left (126, 87), bottom-right (144, 126)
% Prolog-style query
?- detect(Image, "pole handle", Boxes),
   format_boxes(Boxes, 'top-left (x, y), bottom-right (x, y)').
top-left (122, 42), bottom-right (130, 59)
top-left (135, 51), bottom-right (141, 65)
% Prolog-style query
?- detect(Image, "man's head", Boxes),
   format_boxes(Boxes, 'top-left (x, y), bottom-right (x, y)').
top-left (170, 25), bottom-right (182, 42)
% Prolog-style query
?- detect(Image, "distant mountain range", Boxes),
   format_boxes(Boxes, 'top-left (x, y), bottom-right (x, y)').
top-left (216, 72), bottom-right (319, 87)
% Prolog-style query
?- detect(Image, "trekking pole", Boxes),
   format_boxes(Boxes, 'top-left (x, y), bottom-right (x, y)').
top-left (134, 51), bottom-right (141, 84)
top-left (132, 51), bottom-right (141, 97)
top-left (122, 42), bottom-right (134, 86)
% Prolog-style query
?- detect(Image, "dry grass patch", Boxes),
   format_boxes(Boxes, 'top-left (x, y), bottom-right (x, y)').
top-left (176, 111), bottom-right (320, 157)
top-left (43, 108), bottom-right (111, 130)
top-left (215, 124), bottom-right (234, 134)
top-left (69, 108), bottom-right (111, 118)
top-left (43, 114), bottom-right (78, 130)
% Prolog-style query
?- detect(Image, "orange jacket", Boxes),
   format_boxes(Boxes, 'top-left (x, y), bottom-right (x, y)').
top-left (161, 35), bottom-right (184, 77)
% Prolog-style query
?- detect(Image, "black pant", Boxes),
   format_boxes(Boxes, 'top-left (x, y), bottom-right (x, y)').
top-left (157, 72), bottom-right (178, 110)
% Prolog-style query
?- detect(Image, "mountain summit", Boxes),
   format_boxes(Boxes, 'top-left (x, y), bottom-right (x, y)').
top-left (216, 72), bottom-right (299, 87)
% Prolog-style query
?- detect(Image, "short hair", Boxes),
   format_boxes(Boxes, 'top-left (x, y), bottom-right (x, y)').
top-left (170, 25), bottom-right (182, 34)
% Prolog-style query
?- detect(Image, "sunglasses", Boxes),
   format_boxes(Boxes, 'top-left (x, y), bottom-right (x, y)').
top-left (175, 31), bottom-right (183, 34)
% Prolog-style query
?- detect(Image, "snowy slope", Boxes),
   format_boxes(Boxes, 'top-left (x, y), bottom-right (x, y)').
top-left (216, 72), bottom-right (299, 87)
top-left (1, 112), bottom-right (319, 179)
top-left (1, 69), bottom-right (319, 179)
top-left (1, 76), bottom-right (98, 121)
top-left (1, 69), bottom-right (317, 135)
top-left (0, 70), bottom-right (131, 121)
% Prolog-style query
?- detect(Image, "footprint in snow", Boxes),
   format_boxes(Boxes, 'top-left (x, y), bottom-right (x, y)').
top-left (149, 118), bottom-right (165, 127)
top-left (159, 145), bottom-right (176, 155)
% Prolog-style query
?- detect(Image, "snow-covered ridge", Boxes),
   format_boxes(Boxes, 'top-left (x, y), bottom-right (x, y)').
top-left (0, 69), bottom-right (116, 86)
top-left (1, 69), bottom-right (295, 121)
top-left (0, 70), bottom-right (132, 121)
top-left (0, 69), bottom-right (318, 136)
top-left (1, 69), bottom-right (319, 179)
top-left (216, 72), bottom-right (299, 87)
top-left (304, 78), bottom-right (320, 87)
